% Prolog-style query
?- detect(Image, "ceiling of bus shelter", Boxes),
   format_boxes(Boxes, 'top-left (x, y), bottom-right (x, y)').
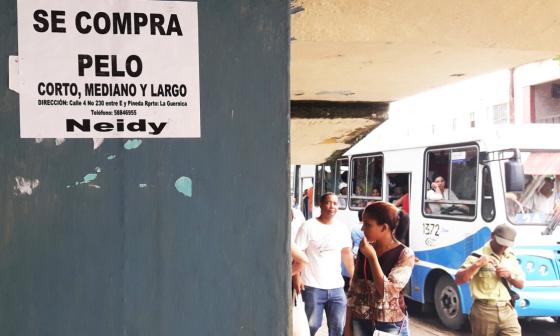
top-left (290, 0), bottom-right (560, 165)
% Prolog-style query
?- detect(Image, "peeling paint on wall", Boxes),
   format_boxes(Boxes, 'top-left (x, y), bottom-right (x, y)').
top-left (82, 173), bottom-right (98, 183)
top-left (174, 176), bottom-right (192, 197)
top-left (55, 138), bottom-right (66, 146)
top-left (93, 138), bottom-right (104, 150)
top-left (13, 177), bottom-right (39, 196)
top-left (124, 139), bottom-right (143, 150)
top-left (107, 154), bottom-right (117, 160)
top-left (138, 184), bottom-right (148, 189)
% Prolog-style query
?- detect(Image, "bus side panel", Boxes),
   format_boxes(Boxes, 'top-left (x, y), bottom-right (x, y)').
top-left (410, 265), bottom-right (473, 315)
top-left (458, 283), bottom-right (474, 314)
top-left (414, 226), bottom-right (491, 270)
top-left (410, 265), bottom-right (431, 303)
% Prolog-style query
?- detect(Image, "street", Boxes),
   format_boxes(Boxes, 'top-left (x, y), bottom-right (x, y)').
top-left (316, 301), bottom-right (560, 335)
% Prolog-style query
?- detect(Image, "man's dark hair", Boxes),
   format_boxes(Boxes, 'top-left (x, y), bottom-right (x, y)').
top-left (363, 201), bottom-right (399, 232)
top-left (319, 192), bottom-right (336, 205)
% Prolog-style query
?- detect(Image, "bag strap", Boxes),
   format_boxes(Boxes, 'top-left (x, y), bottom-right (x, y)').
top-left (500, 277), bottom-right (512, 291)
top-left (470, 252), bottom-right (482, 258)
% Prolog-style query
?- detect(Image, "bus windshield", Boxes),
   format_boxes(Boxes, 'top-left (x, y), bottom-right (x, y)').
top-left (504, 151), bottom-right (560, 226)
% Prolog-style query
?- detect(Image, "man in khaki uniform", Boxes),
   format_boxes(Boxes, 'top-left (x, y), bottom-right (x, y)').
top-left (456, 224), bottom-right (525, 336)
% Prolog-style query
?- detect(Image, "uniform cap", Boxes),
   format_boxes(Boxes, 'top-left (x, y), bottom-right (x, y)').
top-left (493, 223), bottom-right (517, 247)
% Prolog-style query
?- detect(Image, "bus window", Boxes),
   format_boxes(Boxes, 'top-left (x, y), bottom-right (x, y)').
top-left (424, 146), bottom-right (478, 219)
top-left (350, 155), bottom-right (383, 209)
top-left (387, 173), bottom-right (410, 212)
top-left (314, 165), bottom-right (323, 207)
top-left (323, 162), bottom-right (336, 195)
top-left (505, 151), bottom-right (560, 226)
top-left (313, 162), bottom-right (336, 208)
top-left (335, 158), bottom-right (349, 209)
top-left (481, 165), bottom-right (496, 222)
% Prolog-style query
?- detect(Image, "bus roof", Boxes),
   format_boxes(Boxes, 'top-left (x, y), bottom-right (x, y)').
top-left (344, 123), bottom-right (560, 157)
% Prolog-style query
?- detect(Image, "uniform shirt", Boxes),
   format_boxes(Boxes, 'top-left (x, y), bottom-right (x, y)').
top-left (295, 218), bottom-right (352, 289)
top-left (459, 242), bottom-right (525, 301)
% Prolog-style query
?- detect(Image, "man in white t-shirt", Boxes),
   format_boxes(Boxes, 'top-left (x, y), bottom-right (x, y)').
top-left (294, 193), bottom-right (354, 336)
top-left (525, 177), bottom-right (556, 216)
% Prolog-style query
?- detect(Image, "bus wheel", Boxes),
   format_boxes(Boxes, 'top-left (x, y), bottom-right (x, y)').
top-left (434, 276), bottom-right (466, 330)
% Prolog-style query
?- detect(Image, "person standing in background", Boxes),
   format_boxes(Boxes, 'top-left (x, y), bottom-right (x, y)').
top-left (455, 223), bottom-right (525, 336)
top-left (294, 193), bottom-right (354, 336)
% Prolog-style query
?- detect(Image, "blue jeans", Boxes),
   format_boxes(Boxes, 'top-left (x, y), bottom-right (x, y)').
top-left (351, 317), bottom-right (409, 336)
top-left (301, 286), bottom-right (347, 336)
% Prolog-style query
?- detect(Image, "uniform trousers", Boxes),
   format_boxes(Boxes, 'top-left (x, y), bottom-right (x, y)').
top-left (469, 300), bottom-right (521, 336)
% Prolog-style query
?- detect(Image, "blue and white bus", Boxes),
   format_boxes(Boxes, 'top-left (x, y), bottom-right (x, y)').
top-left (313, 123), bottom-right (560, 329)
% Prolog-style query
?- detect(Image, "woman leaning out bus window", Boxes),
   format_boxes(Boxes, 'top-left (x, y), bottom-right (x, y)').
top-left (344, 202), bottom-right (415, 336)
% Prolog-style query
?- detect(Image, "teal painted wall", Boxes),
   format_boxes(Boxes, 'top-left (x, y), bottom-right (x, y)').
top-left (0, 0), bottom-right (290, 335)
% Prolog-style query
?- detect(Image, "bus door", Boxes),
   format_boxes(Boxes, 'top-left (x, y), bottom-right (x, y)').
top-left (387, 172), bottom-right (411, 294)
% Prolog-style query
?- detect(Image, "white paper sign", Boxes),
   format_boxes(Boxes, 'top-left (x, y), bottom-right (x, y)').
top-left (16, 0), bottom-right (200, 138)
top-left (451, 151), bottom-right (466, 161)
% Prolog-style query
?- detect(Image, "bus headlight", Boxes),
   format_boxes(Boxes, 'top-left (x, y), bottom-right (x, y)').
top-left (526, 261), bottom-right (534, 272)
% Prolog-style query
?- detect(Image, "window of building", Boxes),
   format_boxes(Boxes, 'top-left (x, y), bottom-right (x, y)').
top-left (350, 155), bottom-right (383, 209)
top-left (492, 103), bottom-right (508, 124)
top-left (424, 145), bottom-right (478, 219)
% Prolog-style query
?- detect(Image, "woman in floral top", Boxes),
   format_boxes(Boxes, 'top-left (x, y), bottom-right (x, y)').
top-left (344, 202), bottom-right (415, 336)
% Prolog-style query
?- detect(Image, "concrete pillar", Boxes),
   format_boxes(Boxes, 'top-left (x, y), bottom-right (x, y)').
top-left (0, 0), bottom-right (290, 335)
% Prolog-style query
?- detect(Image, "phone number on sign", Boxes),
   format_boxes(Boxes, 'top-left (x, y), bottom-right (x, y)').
top-left (114, 110), bottom-right (137, 115)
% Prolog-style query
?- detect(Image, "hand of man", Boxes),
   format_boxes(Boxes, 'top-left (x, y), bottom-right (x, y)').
top-left (495, 265), bottom-right (512, 279)
top-left (292, 274), bottom-right (304, 294)
top-left (477, 255), bottom-right (498, 269)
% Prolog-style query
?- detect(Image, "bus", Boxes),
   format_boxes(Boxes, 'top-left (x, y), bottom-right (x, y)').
top-left (312, 123), bottom-right (560, 329)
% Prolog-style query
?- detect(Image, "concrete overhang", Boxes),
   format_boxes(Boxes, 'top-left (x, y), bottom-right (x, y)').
top-left (290, 101), bottom-right (387, 164)
top-left (290, 0), bottom-right (560, 164)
